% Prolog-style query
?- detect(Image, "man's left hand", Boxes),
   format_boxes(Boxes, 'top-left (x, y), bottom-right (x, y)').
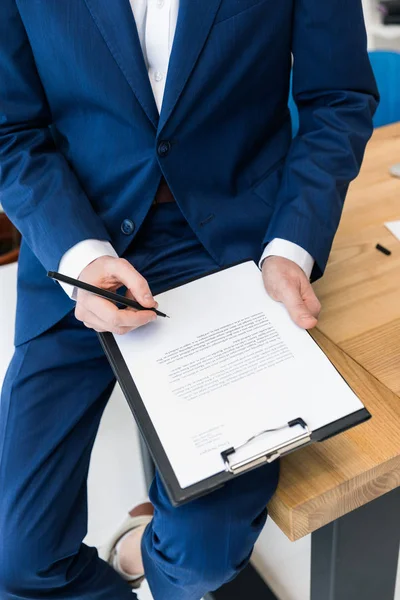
top-left (262, 256), bottom-right (321, 329)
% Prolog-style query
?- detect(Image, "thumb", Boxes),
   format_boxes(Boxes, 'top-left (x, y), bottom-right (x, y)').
top-left (280, 280), bottom-right (318, 329)
top-left (126, 288), bottom-right (159, 309)
top-left (111, 259), bottom-right (156, 308)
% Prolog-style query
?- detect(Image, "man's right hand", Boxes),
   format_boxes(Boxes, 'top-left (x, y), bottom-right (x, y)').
top-left (74, 256), bottom-right (158, 335)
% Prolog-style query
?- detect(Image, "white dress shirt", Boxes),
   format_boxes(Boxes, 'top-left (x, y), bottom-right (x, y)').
top-left (59, 0), bottom-right (314, 296)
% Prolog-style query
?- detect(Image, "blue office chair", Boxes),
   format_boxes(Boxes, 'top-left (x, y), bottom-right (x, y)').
top-left (368, 50), bottom-right (400, 127)
top-left (288, 50), bottom-right (400, 134)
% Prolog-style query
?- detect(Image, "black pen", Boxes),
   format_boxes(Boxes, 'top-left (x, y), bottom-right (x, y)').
top-left (47, 271), bottom-right (169, 318)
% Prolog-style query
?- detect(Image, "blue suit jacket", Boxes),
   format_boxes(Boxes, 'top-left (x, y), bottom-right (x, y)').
top-left (0, 0), bottom-right (378, 345)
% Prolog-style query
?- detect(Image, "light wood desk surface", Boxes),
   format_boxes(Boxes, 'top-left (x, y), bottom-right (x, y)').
top-left (268, 123), bottom-right (400, 541)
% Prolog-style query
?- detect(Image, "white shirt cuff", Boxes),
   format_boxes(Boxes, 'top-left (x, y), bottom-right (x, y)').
top-left (58, 239), bottom-right (118, 298)
top-left (259, 238), bottom-right (314, 279)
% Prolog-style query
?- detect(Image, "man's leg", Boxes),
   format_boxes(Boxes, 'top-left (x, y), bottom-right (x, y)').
top-left (0, 312), bottom-right (279, 600)
top-left (141, 465), bottom-right (279, 600)
top-left (0, 313), bottom-right (136, 599)
top-left (0, 203), bottom-right (280, 599)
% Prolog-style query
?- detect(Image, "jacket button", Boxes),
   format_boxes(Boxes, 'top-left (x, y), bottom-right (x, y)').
top-left (157, 140), bottom-right (171, 157)
top-left (121, 219), bottom-right (135, 235)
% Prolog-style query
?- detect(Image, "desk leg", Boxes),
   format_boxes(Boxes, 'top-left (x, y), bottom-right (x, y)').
top-left (311, 487), bottom-right (400, 600)
top-left (138, 435), bottom-right (278, 600)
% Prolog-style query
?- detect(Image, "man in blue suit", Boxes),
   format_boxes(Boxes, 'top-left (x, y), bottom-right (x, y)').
top-left (0, 1), bottom-right (378, 598)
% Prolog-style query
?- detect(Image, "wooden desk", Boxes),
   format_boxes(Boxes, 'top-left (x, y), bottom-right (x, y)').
top-left (268, 123), bottom-right (400, 536)
top-left (210, 124), bottom-right (400, 600)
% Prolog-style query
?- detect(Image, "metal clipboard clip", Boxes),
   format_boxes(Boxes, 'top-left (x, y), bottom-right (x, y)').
top-left (220, 418), bottom-right (311, 475)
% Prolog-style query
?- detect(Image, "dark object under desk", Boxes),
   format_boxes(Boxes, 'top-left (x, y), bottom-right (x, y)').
top-left (0, 212), bottom-right (20, 265)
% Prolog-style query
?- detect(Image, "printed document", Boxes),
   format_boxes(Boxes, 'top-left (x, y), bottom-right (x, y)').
top-left (114, 261), bottom-right (364, 488)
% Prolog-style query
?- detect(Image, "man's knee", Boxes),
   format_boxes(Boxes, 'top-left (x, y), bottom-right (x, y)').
top-left (145, 509), bottom-right (246, 591)
top-left (147, 463), bottom-right (279, 591)
top-left (146, 485), bottom-right (272, 590)
top-left (0, 531), bottom-right (82, 597)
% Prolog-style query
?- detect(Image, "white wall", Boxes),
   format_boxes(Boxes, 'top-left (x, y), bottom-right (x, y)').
top-left (363, 0), bottom-right (400, 50)
top-left (0, 263), bottom-right (18, 384)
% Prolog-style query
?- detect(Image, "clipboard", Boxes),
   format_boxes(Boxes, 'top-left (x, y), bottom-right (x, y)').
top-left (98, 263), bottom-right (371, 506)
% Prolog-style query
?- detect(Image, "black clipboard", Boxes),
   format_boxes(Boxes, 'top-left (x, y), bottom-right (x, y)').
top-left (98, 266), bottom-right (371, 506)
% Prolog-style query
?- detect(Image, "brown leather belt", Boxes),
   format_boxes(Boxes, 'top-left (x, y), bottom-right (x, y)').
top-left (153, 176), bottom-right (176, 204)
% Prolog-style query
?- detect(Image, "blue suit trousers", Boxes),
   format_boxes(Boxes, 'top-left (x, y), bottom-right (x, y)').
top-left (0, 204), bottom-right (279, 600)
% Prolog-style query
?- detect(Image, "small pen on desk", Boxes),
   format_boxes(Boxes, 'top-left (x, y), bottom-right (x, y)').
top-left (375, 243), bottom-right (392, 257)
top-left (47, 271), bottom-right (169, 318)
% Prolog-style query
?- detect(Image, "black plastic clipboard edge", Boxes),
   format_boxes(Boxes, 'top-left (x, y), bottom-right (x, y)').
top-left (99, 260), bottom-right (254, 507)
top-left (98, 331), bottom-right (234, 506)
top-left (311, 408), bottom-right (370, 442)
top-left (98, 334), bottom-right (371, 507)
top-left (98, 260), bottom-right (372, 506)
top-left (306, 333), bottom-right (372, 440)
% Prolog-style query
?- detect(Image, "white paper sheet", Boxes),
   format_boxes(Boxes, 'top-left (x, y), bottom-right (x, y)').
top-left (114, 261), bottom-right (364, 489)
top-left (385, 220), bottom-right (400, 241)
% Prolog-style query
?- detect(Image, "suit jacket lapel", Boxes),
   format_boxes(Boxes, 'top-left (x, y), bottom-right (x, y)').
top-left (158, 0), bottom-right (223, 134)
top-left (84, 0), bottom-right (159, 129)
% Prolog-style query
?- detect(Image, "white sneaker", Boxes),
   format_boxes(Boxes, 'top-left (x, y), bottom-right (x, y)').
top-left (98, 502), bottom-right (154, 589)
